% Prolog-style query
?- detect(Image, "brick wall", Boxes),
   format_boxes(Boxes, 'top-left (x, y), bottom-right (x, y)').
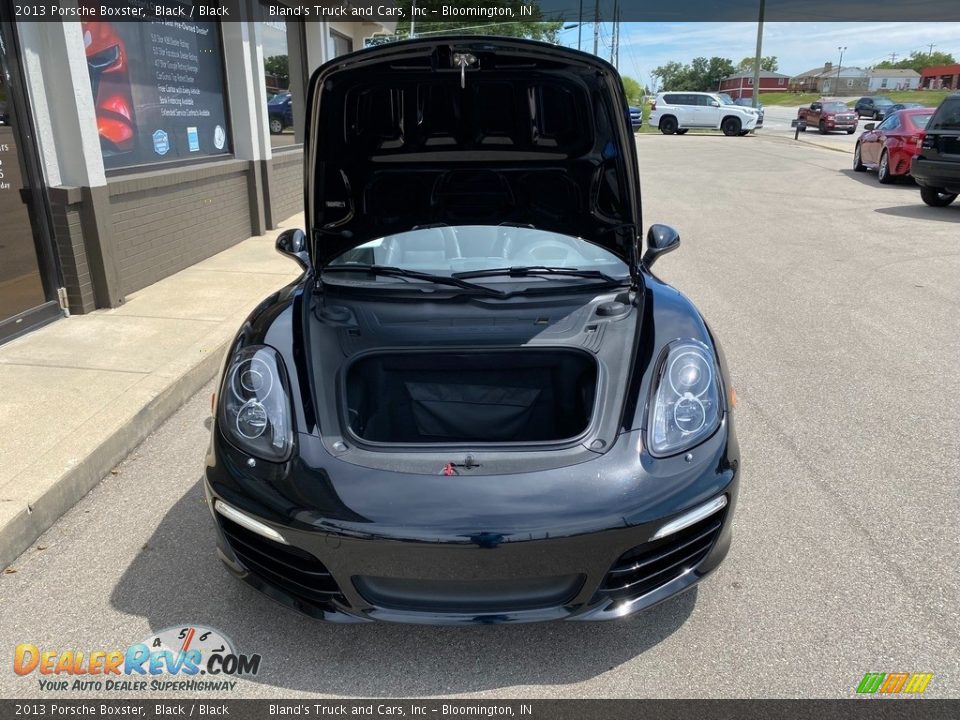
top-left (107, 160), bottom-right (255, 297)
top-left (270, 151), bottom-right (304, 226)
top-left (48, 189), bottom-right (96, 314)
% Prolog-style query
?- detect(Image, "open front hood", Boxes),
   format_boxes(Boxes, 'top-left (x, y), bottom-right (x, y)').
top-left (305, 37), bottom-right (642, 269)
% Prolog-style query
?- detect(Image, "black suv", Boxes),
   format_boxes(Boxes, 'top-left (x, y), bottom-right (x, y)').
top-left (855, 96), bottom-right (895, 120)
top-left (911, 94), bottom-right (960, 207)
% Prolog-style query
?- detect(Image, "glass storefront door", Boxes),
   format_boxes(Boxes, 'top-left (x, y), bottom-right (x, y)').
top-left (0, 18), bottom-right (63, 343)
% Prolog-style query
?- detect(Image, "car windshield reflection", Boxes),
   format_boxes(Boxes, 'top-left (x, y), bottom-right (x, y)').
top-left (325, 225), bottom-right (631, 281)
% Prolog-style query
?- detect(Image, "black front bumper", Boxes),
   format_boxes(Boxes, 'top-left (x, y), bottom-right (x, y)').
top-left (911, 156), bottom-right (960, 193)
top-left (204, 423), bottom-right (739, 625)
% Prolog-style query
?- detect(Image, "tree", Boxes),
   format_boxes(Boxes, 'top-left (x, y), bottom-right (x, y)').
top-left (651, 61), bottom-right (687, 91)
top-left (394, 1), bottom-right (563, 43)
top-left (264, 55), bottom-right (289, 86)
top-left (736, 55), bottom-right (779, 73)
top-left (653, 57), bottom-right (734, 92)
top-left (621, 76), bottom-right (644, 105)
top-left (874, 50), bottom-right (955, 74)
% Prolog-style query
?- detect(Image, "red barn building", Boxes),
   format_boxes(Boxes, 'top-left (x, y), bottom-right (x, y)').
top-left (718, 70), bottom-right (791, 99)
top-left (920, 64), bottom-right (960, 90)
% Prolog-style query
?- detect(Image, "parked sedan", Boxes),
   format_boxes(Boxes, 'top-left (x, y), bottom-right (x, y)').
top-left (853, 108), bottom-right (934, 183)
top-left (854, 96), bottom-right (896, 120)
top-left (886, 102), bottom-right (924, 114)
top-left (733, 97), bottom-right (763, 112)
top-left (205, 37), bottom-right (740, 625)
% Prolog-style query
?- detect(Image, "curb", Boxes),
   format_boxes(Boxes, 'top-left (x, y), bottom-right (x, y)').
top-left (0, 340), bottom-right (228, 569)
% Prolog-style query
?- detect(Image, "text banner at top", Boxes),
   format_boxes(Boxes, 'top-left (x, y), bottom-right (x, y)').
top-left (10, 0), bottom-right (960, 23)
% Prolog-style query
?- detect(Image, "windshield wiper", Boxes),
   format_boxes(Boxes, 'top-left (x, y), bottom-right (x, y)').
top-left (321, 265), bottom-right (506, 297)
top-left (452, 266), bottom-right (623, 283)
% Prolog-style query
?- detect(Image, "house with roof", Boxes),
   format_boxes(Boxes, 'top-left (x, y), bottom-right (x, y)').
top-left (867, 68), bottom-right (921, 91)
top-left (789, 63), bottom-right (870, 95)
top-left (718, 69), bottom-right (792, 99)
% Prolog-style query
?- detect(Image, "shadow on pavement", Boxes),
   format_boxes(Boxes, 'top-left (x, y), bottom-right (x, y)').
top-left (837, 168), bottom-right (918, 190)
top-left (875, 204), bottom-right (960, 222)
top-left (110, 480), bottom-right (697, 696)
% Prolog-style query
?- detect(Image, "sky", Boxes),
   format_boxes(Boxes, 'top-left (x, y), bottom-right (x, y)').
top-left (555, 22), bottom-right (960, 88)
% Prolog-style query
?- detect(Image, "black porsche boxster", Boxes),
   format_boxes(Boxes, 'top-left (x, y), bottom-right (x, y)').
top-left (204, 37), bottom-right (740, 624)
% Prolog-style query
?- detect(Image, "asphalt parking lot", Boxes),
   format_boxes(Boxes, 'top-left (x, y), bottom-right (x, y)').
top-left (761, 104), bottom-right (864, 152)
top-left (1, 132), bottom-right (957, 700)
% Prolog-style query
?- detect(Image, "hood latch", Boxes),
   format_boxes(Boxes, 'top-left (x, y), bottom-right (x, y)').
top-left (453, 52), bottom-right (477, 89)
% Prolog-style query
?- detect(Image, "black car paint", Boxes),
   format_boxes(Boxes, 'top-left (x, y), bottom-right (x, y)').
top-left (204, 38), bottom-right (740, 624)
top-left (911, 95), bottom-right (960, 200)
top-left (205, 274), bottom-right (739, 623)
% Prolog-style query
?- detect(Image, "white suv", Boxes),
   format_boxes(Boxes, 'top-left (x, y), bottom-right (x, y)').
top-left (649, 92), bottom-right (761, 136)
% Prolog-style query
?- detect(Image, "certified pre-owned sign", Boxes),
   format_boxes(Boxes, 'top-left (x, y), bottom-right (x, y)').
top-left (13, 625), bottom-right (261, 692)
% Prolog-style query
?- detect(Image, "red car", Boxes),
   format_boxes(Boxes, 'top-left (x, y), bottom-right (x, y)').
top-left (853, 108), bottom-right (935, 183)
top-left (82, 21), bottom-right (136, 153)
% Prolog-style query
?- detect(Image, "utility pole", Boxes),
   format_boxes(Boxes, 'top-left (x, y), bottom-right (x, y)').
top-left (615, 0), bottom-right (621, 67)
top-left (888, 52), bottom-right (898, 63)
top-left (751, 0), bottom-right (765, 108)
top-left (928, 43), bottom-right (936, 55)
top-left (578, 0), bottom-right (583, 51)
top-left (593, 0), bottom-right (600, 57)
top-left (836, 46), bottom-right (846, 96)
top-left (610, 0), bottom-right (619, 65)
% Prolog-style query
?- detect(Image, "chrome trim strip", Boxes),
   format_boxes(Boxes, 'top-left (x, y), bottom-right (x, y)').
top-left (652, 495), bottom-right (727, 540)
top-left (214, 500), bottom-right (289, 545)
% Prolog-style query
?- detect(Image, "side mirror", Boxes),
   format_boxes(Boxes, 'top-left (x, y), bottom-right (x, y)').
top-left (642, 224), bottom-right (680, 268)
top-left (276, 228), bottom-right (309, 271)
top-left (863, 123), bottom-right (875, 131)
top-left (710, 100), bottom-right (720, 107)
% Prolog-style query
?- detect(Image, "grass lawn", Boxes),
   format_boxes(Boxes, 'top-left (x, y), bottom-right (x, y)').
top-left (759, 90), bottom-right (954, 107)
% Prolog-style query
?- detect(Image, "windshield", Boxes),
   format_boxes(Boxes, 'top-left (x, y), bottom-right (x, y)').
top-left (910, 114), bottom-right (932, 130)
top-left (823, 102), bottom-right (849, 112)
top-left (268, 93), bottom-right (290, 105)
top-left (930, 101), bottom-right (960, 131)
top-left (718, 93), bottom-right (735, 105)
top-left (326, 226), bottom-right (630, 281)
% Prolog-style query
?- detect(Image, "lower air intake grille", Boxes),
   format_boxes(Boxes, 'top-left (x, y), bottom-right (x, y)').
top-left (599, 511), bottom-right (725, 603)
top-left (218, 516), bottom-right (344, 607)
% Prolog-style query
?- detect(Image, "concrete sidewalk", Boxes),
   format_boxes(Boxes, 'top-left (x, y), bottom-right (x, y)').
top-left (0, 213), bottom-right (303, 568)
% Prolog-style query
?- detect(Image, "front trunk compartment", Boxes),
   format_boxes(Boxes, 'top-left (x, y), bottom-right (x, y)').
top-left (304, 289), bottom-right (641, 472)
top-left (345, 349), bottom-right (597, 445)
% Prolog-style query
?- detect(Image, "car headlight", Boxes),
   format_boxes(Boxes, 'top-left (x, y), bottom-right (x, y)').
top-left (647, 340), bottom-right (723, 456)
top-left (218, 345), bottom-right (293, 462)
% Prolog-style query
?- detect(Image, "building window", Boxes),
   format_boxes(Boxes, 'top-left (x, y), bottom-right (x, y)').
top-left (778, 77), bottom-right (785, 85)
top-left (80, 0), bottom-right (232, 170)
top-left (847, 79), bottom-right (854, 88)
top-left (746, 77), bottom-right (753, 85)
top-left (261, 18), bottom-right (293, 148)
top-left (880, 78), bottom-right (888, 88)
top-left (331, 30), bottom-right (353, 58)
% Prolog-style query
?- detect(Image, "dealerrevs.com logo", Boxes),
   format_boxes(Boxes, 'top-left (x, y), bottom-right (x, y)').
top-left (856, 672), bottom-right (934, 696)
top-left (14, 625), bottom-right (261, 692)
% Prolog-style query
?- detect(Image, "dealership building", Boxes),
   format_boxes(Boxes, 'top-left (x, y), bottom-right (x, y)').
top-left (0, 7), bottom-right (393, 343)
